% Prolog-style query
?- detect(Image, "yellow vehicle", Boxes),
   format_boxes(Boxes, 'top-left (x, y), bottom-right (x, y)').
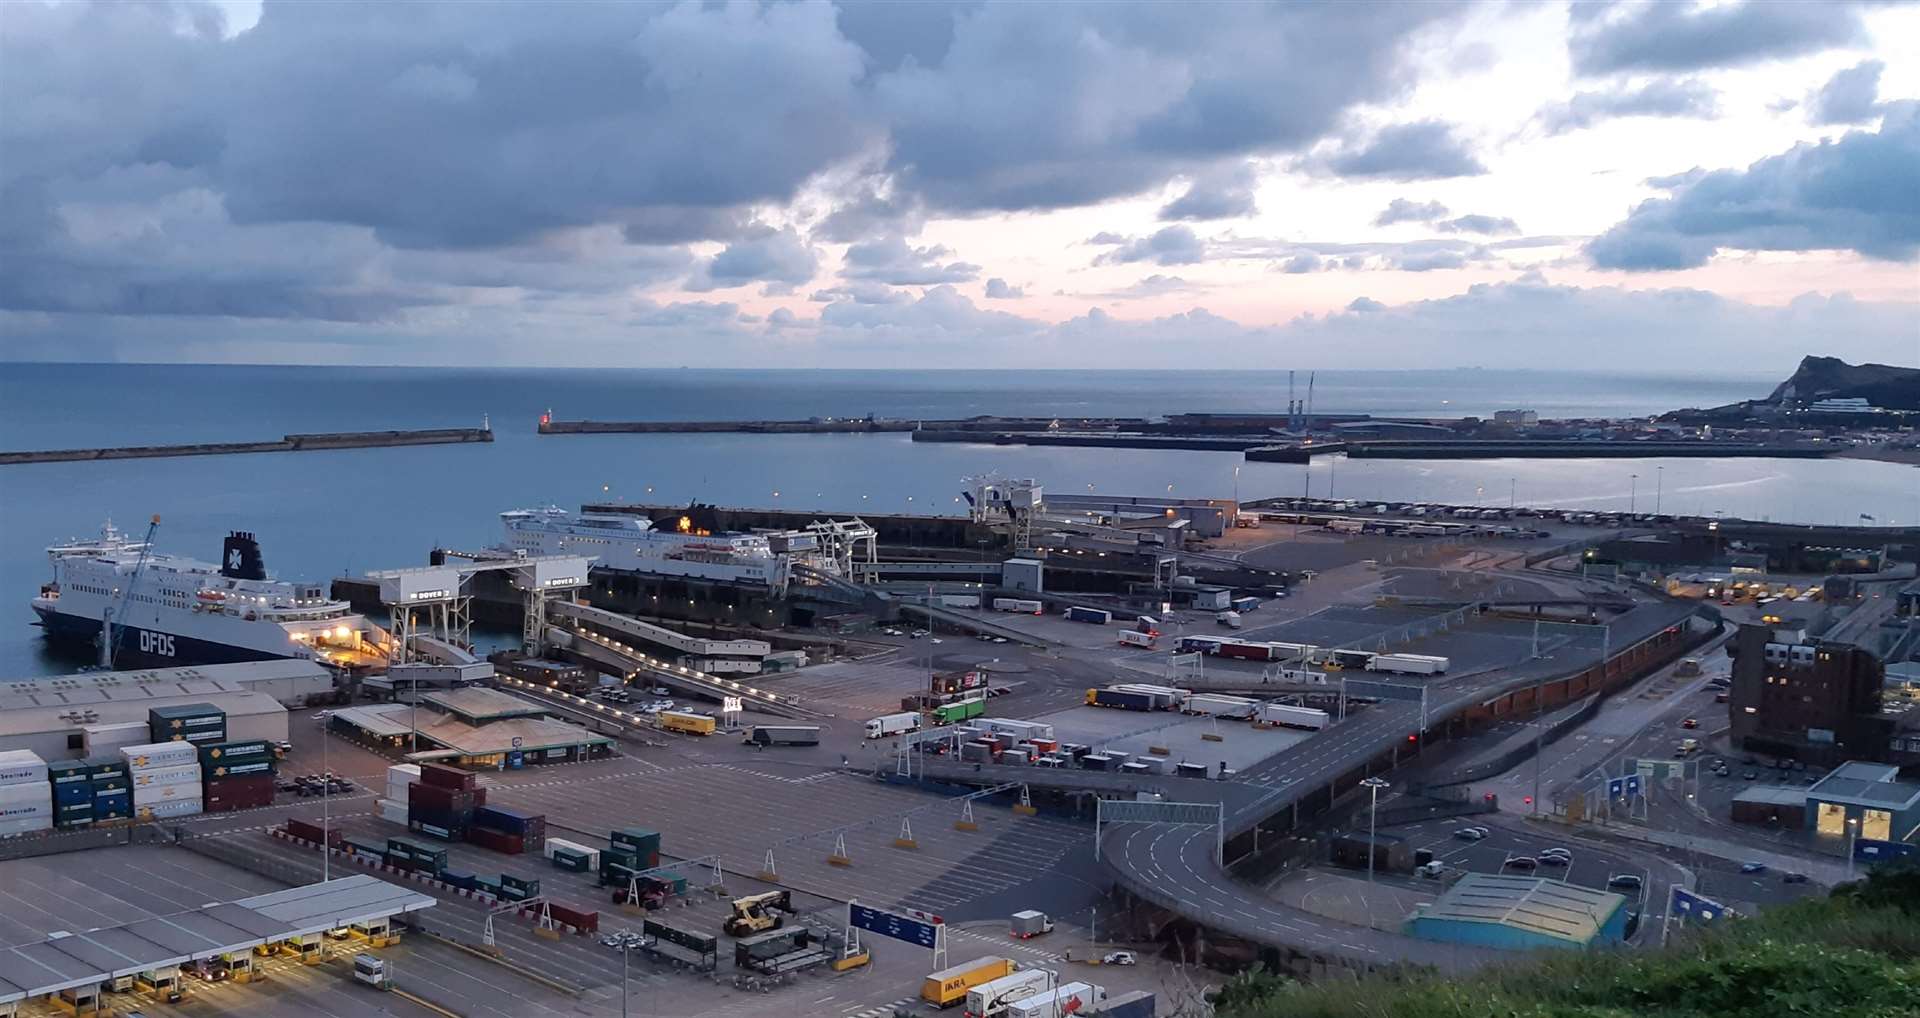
top-left (723, 891), bottom-right (793, 936)
top-left (922, 955), bottom-right (1015, 1008)
top-left (658, 710), bottom-right (717, 736)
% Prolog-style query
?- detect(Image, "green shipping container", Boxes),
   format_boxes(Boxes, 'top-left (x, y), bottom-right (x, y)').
top-left (610, 827), bottom-right (660, 856)
top-left (934, 698), bottom-right (986, 724)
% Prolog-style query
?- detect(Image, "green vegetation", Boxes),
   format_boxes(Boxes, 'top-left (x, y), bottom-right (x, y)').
top-left (1213, 862), bottom-right (1920, 1018)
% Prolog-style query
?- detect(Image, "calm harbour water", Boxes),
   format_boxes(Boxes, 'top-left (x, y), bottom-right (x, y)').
top-left (1, 364), bottom-right (1908, 677)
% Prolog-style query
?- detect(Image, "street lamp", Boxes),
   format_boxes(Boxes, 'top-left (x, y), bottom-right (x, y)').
top-left (1630, 473), bottom-right (1638, 515)
top-left (1361, 777), bottom-right (1390, 889)
top-left (1847, 816), bottom-right (1860, 880)
top-left (1655, 466), bottom-right (1663, 516)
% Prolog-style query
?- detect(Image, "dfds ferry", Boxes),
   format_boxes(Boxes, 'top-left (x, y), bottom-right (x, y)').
top-left (31, 522), bottom-right (379, 668)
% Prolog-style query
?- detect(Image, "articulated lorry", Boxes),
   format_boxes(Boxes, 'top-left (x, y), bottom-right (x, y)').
top-left (865, 712), bottom-right (923, 739)
top-left (743, 725), bottom-right (820, 747)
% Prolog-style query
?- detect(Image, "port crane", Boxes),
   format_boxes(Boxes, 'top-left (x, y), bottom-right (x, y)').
top-left (100, 515), bottom-right (160, 669)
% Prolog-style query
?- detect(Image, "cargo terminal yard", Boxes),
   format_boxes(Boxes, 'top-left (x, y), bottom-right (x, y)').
top-left (2, 472), bottom-right (1914, 1016)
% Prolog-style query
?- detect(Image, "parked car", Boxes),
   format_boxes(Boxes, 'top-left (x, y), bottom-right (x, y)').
top-left (1454, 827), bottom-right (1488, 841)
top-left (1681, 717), bottom-right (1699, 729)
top-left (1537, 854), bottom-right (1568, 867)
top-left (1739, 862), bottom-right (1767, 874)
top-left (1102, 951), bottom-right (1137, 966)
top-left (1608, 874), bottom-right (1643, 891)
top-left (1743, 770), bottom-right (1759, 780)
top-left (1783, 872), bottom-right (1809, 884)
top-left (1504, 856), bottom-right (1538, 871)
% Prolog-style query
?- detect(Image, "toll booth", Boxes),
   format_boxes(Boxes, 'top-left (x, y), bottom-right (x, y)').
top-left (207, 951), bottom-right (255, 983)
top-left (280, 933), bottom-right (324, 964)
top-left (52, 984), bottom-right (102, 1015)
top-left (135, 964), bottom-right (181, 995)
top-left (0, 998), bottom-right (16, 1018)
top-left (351, 918), bottom-right (397, 946)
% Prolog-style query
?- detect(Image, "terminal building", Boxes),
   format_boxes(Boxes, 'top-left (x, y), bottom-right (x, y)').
top-left (1404, 873), bottom-right (1630, 951)
top-left (0, 661), bottom-right (328, 760)
top-left (1806, 762), bottom-right (1920, 844)
top-left (1728, 623), bottom-right (1887, 765)
top-left (329, 685), bottom-right (613, 769)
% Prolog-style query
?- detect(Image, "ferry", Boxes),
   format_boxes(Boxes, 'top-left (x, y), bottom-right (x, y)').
top-left (30, 522), bottom-right (382, 668)
top-left (500, 506), bottom-right (788, 587)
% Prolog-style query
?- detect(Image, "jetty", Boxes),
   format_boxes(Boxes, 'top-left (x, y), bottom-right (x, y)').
top-left (0, 427), bottom-right (493, 465)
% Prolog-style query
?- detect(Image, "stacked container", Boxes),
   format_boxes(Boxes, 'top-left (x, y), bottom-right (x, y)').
top-left (612, 827), bottom-right (661, 867)
top-left (87, 757), bottom-right (132, 821)
top-left (408, 763), bottom-right (479, 841)
top-left (497, 873), bottom-right (540, 903)
top-left (200, 739), bottom-right (277, 813)
top-left (0, 750), bottom-right (52, 837)
top-left (48, 760), bottom-right (93, 829)
top-left (386, 764), bottom-right (421, 802)
top-left (81, 721), bottom-right (150, 758)
top-left (148, 703), bottom-right (227, 745)
top-left (385, 836), bottom-right (449, 874)
top-left (470, 806), bottom-right (546, 856)
top-left (121, 741), bottom-right (202, 819)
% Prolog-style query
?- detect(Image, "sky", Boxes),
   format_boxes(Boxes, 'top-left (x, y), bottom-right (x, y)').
top-left (1, 0), bottom-right (1916, 371)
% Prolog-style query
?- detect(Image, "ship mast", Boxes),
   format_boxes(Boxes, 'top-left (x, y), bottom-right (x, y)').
top-left (101, 515), bottom-right (161, 669)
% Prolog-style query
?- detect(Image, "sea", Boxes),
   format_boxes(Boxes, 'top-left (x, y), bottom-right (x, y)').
top-left (2, 363), bottom-right (1911, 677)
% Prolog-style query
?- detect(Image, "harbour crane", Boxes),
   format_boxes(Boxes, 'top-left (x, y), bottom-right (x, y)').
top-left (100, 515), bottom-right (160, 669)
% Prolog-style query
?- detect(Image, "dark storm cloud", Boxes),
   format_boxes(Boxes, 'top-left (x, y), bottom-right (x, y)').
top-left (1374, 198), bottom-right (1449, 226)
top-left (1158, 163), bottom-right (1260, 221)
top-left (873, 2), bottom-right (1460, 211)
top-left (1093, 226), bottom-right (1209, 266)
top-left (841, 236), bottom-right (981, 285)
top-left (1536, 78), bottom-right (1718, 135)
top-left (1808, 60), bottom-right (1887, 126)
top-left (1568, 1), bottom-right (1873, 76)
top-left (1320, 121), bottom-right (1486, 180)
top-left (686, 226), bottom-right (819, 292)
top-left (1588, 101), bottom-right (1920, 270)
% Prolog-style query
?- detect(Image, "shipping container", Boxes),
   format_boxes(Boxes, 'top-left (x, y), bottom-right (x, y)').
top-left (419, 762), bottom-right (477, 791)
top-left (83, 757), bottom-right (130, 782)
top-left (1256, 703), bottom-right (1330, 731)
top-left (922, 956), bottom-right (1016, 1008)
top-left (744, 725), bottom-right (821, 746)
top-left (198, 740), bottom-right (272, 767)
top-left (659, 711), bottom-right (718, 736)
top-left (1064, 606), bottom-right (1112, 625)
top-left (47, 759), bottom-right (89, 786)
top-left (385, 764), bottom-right (422, 800)
top-left (612, 827), bottom-right (662, 856)
top-left (1217, 640), bottom-right (1278, 662)
top-left (553, 847), bottom-right (591, 872)
top-left (136, 798), bottom-right (202, 819)
top-left (1117, 630), bottom-right (1156, 648)
top-left (966, 969), bottom-right (1050, 1017)
top-left (132, 764), bottom-right (202, 788)
top-left (438, 869), bottom-right (477, 891)
top-left (1084, 688), bottom-right (1153, 711)
top-left (1110, 684), bottom-right (1186, 710)
top-left (132, 780), bottom-right (202, 805)
top-left (342, 835), bottom-right (389, 858)
top-left (991, 598), bottom-right (1043, 615)
top-left (1080, 753), bottom-right (1111, 771)
top-left (286, 819), bottom-right (340, 846)
top-left (940, 594), bottom-right (982, 609)
top-left (1006, 982), bottom-right (1104, 1018)
top-left (149, 703), bottom-right (226, 738)
top-left (408, 783), bottom-right (479, 815)
top-left (468, 826), bottom-right (526, 855)
top-left (120, 742), bottom-right (198, 771)
top-left (1175, 636), bottom-right (1227, 655)
top-left (976, 718), bottom-right (1056, 741)
top-left (53, 782), bottom-right (93, 807)
top-left (0, 750), bottom-right (48, 787)
top-left (1176, 761), bottom-right (1210, 778)
top-left (1232, 597), bottom-right (1261, 613)
top-left (1267, 641), bottom-right (1318, 661)
top-left (81, 721), bottom-right (150, 758)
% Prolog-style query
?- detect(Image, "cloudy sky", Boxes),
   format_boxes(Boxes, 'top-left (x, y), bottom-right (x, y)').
top-left (2, 0), bottom-right (1915, 370)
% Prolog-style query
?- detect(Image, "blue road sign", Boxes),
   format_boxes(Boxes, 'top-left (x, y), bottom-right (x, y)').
top-left (1672, 887), bottom-right (1731, 925)
top-left (1853, 838), bottom-right (1918, 864)
top-left (1608, 775), bottom-right (1643, 798)
top-left (849, 903), bottom-right (940, 950)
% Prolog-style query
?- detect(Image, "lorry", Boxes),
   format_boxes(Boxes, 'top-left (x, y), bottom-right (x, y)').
top-left (658, 710), bottom-right (717, 735)
top-left (1256, 703), bottom-right (1330, 730)
top-left (1215, 611), bottom-right (1243, 629)
top-left (1110, 684), bottom-right (1186, 709)
top-left (1369, 653), bottom-right (1449, 675)
top-left (1006, 982), bottom-right (1105, 1018)
top-left (1092, 990), bottom-right (1156, 1018)
top-left (941, 594), bottom-right (983, 609)
top-left (1231, 596), bottom-right (1261, 613)
top-left (865, 712), bottom-right (923, 739)
top-left (934, 697), bottom-right (987, 725)
top-left (1677, 738), bottom-right (1699, 755)
top-left (1116, 630), bottom-right (1156, 648)
top-left (1175, 635), bottom-right (1226, 655)
top-left (1182, 694), bottom-right (1256, 719)
top-left (977, 718), bottom-right (1056, 742)
top-left (723, 891), bottom-right (794, 936)
top-left (992, 598), bottom-right (1044, 615)
top-left (1234, 511), bottom-right (1261, 529)
top-left (743, 725), bottom-right (821, 747)
top-left (1009, 910), bottom-right (1054, 938)
top-left (1085, 688), bottom-right (1152, 711)
top-left (965, 969), bottom-right (1051, 1018)
top-left (1218, 640), bottom-right (1277, 662)
top-left (922, 956), bottom-right (1015, 1008)
top-left (1063, 606), bottom-right (1112, 625)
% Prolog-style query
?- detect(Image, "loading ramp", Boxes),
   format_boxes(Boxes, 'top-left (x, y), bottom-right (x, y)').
top-left (551, 625), bottom-right (827, 720)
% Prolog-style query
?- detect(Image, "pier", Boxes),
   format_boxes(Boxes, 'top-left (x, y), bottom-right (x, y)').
top-left (539, 415), bottom-right (1149, 435)
top-left (1337, 440), bottom-right (1835, 460)
top-left (0, 427), bottom-right (493, 465)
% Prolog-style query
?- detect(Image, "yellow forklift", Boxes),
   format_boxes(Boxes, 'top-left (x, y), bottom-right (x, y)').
top-left (722, 891), bottom-right (795, 937)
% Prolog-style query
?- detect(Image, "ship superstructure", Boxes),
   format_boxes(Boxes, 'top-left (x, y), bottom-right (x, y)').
top-left (500, 507), bottom-right (788, 588)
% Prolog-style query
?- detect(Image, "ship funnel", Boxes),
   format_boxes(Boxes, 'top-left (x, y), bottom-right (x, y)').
top-left (221, 531), bottom-right (267, 580)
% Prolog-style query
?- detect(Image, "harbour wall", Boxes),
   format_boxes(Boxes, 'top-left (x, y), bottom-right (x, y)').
top-left (0, 428), bottom-right (493, 465)
top-left (540, 416), bottom-right (1148, 435)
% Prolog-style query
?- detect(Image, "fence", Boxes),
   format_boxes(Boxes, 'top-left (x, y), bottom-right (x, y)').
top-left (0, 820), bottom-right (173, 863)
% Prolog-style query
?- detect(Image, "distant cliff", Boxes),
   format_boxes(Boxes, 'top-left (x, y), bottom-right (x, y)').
top-left (1767, 355), bottom-right (1920, 410)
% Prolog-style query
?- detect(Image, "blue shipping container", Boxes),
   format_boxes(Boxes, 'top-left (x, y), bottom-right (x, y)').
top-left (438, 869), bottom-right (476, 890)
top-left (474, 806), bottom-right (540, 834)
top-left (54, 783), bottom-right (93, 806)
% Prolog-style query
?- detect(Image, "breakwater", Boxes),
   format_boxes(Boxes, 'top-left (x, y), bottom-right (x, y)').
top-left (1338, 440), bottom-right (1834, 460)
top-left (0, 427), bottom-right (493, 465)
top-left (540, 415), bottom-right (1149, 435)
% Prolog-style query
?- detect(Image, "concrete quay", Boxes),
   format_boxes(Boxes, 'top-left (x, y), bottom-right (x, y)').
top-left (0, 427), bottom-right (494, 465)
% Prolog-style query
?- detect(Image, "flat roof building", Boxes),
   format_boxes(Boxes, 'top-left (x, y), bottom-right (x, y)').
top-left (1405, 873), bottom-right (1629, 951)
top-left (0, 667), bottom-right (300, 761)
top-left (1806, 761), bottom-right (1920, 845)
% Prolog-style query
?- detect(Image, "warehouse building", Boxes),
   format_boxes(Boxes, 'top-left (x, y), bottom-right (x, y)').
top-left (329, 686), bottom-right (614, 770)
top-left (0, 660), bottom-right (332, 709)
top-left (1806, 761), bottom-right (1920, 844)
top-left (1405, 873), bottom-right (1629, 951)
top-left (1731, 785), bottom-right (1810, 828)
top-left (0, 669), bottom-right (298, 762)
